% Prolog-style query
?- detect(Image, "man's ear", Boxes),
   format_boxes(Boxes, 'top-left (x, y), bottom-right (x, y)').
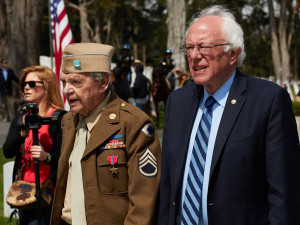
top-left (229, 48), bottom-right (241, 66)
top-left (99, 73), bottom-right (110, 93)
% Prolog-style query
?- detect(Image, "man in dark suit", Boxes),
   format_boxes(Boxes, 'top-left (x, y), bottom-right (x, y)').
top-left (0, 59), bottom-right (19, 121)
top-left (159, 5), bottom-right (300, 225)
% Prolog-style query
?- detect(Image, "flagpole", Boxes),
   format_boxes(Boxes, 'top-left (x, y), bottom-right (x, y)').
top-left (48, 0), bottom-right (54, 70)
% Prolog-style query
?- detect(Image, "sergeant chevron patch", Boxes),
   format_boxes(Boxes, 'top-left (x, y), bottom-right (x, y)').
top-left (138, 148), bottom-right (157, 177)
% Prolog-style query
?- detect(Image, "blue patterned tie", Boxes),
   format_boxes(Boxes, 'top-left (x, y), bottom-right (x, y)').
top-left (181, 96), bottom-right (216, 225)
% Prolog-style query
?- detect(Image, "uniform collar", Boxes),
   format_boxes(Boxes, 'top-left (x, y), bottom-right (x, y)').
top-left (78, 90), bottom-right (111, 132)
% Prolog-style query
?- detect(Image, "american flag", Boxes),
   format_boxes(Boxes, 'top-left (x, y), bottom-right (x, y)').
top-left (50, 0), bottom-right (73, 107)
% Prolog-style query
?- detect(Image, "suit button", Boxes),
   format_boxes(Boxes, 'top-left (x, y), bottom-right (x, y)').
top-left (208, 202), bottom-right (215, 206)
top-left (172, 202), bottom-right (176, 206)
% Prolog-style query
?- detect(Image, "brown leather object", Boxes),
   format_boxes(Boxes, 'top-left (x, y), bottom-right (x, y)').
top-left (6, 179), bottom-right (53, 209)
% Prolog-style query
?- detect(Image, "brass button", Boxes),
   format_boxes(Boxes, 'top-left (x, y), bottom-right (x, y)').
top-left (231, 99), bottom-right (237, 104)
top-left (121, 103), bottom-right (126, 107)
top-left (109, 113), bottom-right (116, 119)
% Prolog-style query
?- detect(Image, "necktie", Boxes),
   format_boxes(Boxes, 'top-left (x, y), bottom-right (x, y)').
top-left (70, 118), bottom-right (88, 225)
top-left (181, 96), bottom-right (216, 225)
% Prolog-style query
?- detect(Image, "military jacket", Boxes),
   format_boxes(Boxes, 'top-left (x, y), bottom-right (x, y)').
top-left (50, 92), bottom-right (161, 225)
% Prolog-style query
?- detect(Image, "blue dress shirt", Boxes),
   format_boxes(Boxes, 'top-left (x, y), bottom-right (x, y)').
top-left (181, 70), bottom-right (236, 225)
top-left (2, 69), bottom-right (8, 81)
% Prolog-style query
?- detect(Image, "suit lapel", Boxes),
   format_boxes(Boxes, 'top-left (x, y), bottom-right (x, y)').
top-left (83, 92), bottom-right (121, 158)
top-left (209, 71), bottom-right (247, 178)
top-left (174, 84), bottom-right (203, 199)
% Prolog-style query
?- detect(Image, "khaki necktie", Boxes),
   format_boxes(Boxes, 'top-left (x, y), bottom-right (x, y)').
top-left (70, 118), bottom-right (87, 225)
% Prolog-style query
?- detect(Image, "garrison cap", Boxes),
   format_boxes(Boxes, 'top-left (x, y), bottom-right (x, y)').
top-left (62, 43), bottom-right (115, 73)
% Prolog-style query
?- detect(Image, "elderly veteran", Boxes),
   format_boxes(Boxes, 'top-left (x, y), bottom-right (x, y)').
top-left (50, 43), bottom-right (161, 225)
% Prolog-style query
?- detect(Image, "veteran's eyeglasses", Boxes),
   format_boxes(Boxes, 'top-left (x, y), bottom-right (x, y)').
top-left (21, 81), bottom-right (44, 89)
top-left (180, 43), bottom-right (231, 55)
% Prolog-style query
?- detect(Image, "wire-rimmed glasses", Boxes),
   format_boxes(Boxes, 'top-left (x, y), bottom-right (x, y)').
top-left (180, 43), bottom-right (231, 55)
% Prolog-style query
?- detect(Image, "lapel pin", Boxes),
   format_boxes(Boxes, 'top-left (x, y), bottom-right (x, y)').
top-left (231, 99), bottom-right (237, 104)
top-left (73, 60), bottom-right (81, 70)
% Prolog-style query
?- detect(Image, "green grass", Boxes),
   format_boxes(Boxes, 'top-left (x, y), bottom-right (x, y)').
top-left (0, 148), bottom-right (17, 224)
top-left (149, 104), bottom-right (165, 129)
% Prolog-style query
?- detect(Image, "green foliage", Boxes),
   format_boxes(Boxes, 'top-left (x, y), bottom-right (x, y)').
top-left (292, 101), bottom-right (300, 116)
top-left (37, 0), bottom-right (299, 79)
top-left (149, 103), bottom-right (165, 129)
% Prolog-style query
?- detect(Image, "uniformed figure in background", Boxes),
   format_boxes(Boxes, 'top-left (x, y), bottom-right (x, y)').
top-left (118, 43), bottom-right (134, 84)
top-left (160, 49), bottom-right (175, 76)
top-left (50, 43), bottom-right (161, 225)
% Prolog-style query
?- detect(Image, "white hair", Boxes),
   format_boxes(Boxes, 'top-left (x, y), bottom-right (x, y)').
top-left (91, 72), bottom-right (112, 90)
top-left (185, 5), bottom-right (246, 67)
top-left (91, 72), bottom-right (106, 81)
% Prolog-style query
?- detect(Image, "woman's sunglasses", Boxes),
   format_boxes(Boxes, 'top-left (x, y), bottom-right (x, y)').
top-left (21, 81), bottom-right (44, 89)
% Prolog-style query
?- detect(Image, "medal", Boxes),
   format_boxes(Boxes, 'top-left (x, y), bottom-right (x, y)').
top-left (107, 155), bottom-right (118, 174)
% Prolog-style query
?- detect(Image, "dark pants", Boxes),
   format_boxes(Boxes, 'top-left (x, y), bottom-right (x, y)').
top-left (19, 205), bottom-right (51, 225)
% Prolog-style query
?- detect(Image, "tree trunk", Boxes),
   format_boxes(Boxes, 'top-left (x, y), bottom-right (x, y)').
top-left (93, 7), bottom-right (102, 43)
top-left (278, 0), bottom-right (291, 81)
top-left (267, 0), bottom-right (282, 80)
top-left (79, 0), bottom-right (90, 42)
top-left (69, 0), bottom-right (94, 42)
top-left (0, 0), bottom-right (9, 60)
top-left (166, 0), bottom-right (187, 70)
top-left (0, 0), bottom-right (43, 76)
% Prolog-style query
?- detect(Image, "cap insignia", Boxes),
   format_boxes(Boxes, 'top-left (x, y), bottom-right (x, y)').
top-left (73, 60), bottom-right (81, 70)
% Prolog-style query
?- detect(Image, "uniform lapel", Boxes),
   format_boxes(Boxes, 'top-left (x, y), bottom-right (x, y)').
top-left (209, 71), bottom-right (247, 178)
top-left (60, 113), bottom-right (78, 163)
top-left (83, 93), bottom-right (121, 158)
top-left (174, 84), bottom-right (203, 199)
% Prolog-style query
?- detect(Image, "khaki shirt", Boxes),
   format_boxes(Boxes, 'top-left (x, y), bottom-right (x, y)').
top-left (61, 91), bottom-right (111, 224)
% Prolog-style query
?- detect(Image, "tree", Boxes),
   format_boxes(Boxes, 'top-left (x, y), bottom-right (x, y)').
top-left (0, 0), bottom-right (44, 76)
top-left (267, 0), bottom-right (299, 81)
top-left (67, 0), bottom-right (95, 42)
top-left (166, 0), bottom-right (187, 70)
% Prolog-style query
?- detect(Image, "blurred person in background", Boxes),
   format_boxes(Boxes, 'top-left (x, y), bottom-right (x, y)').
top-left (118, 43), bottom-right (134, 84)
top-left (111, 66), bottom-right (131, 102)
top-left (132, 63), bottom-right (150, 112)
top-left (0, 58), bottom-right (19, 122)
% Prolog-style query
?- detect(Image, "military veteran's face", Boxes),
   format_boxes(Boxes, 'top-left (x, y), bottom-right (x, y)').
top-left (60, 72), bottom-right (108, 116)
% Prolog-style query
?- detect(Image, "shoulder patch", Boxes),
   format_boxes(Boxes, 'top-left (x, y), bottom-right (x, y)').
top-left (138, 148), bottom-right (157, 177)
top-left (142, 123), bottom-right (154, 137)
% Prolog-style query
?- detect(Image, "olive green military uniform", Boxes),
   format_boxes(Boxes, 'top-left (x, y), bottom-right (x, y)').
top-left (50, 92), bottom-right (161, 225)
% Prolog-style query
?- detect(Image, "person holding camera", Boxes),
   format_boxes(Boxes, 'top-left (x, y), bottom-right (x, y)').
top-left (3, 66), bottom-right (65, 225)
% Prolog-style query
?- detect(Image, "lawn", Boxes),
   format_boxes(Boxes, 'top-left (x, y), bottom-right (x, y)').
top-left (0, 148), bottom-right (17, 225)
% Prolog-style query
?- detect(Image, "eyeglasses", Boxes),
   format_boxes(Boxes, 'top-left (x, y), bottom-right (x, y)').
top-left (180, 43), bottom-right (231, 55)
top-left (21, 81), bottom-right (44, 89)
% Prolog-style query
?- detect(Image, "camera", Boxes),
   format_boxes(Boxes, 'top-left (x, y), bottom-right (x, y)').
top-left (18, 100), bottom-right (60, 129)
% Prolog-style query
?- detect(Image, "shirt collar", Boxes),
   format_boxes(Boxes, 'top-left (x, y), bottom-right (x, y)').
top-left (203, 70), bottom-right (236, 108)
top-left (78, 90), bottom-right (111, 132)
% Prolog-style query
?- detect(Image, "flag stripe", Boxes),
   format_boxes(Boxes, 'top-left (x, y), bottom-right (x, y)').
top-left (50, 0), bottom-right (73, 107)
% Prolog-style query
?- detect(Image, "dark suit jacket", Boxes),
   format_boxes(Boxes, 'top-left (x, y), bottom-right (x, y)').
top-left (0, 68), bottom-right (19, 96)
top-left (159, 70), bottom-right (300, 225)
